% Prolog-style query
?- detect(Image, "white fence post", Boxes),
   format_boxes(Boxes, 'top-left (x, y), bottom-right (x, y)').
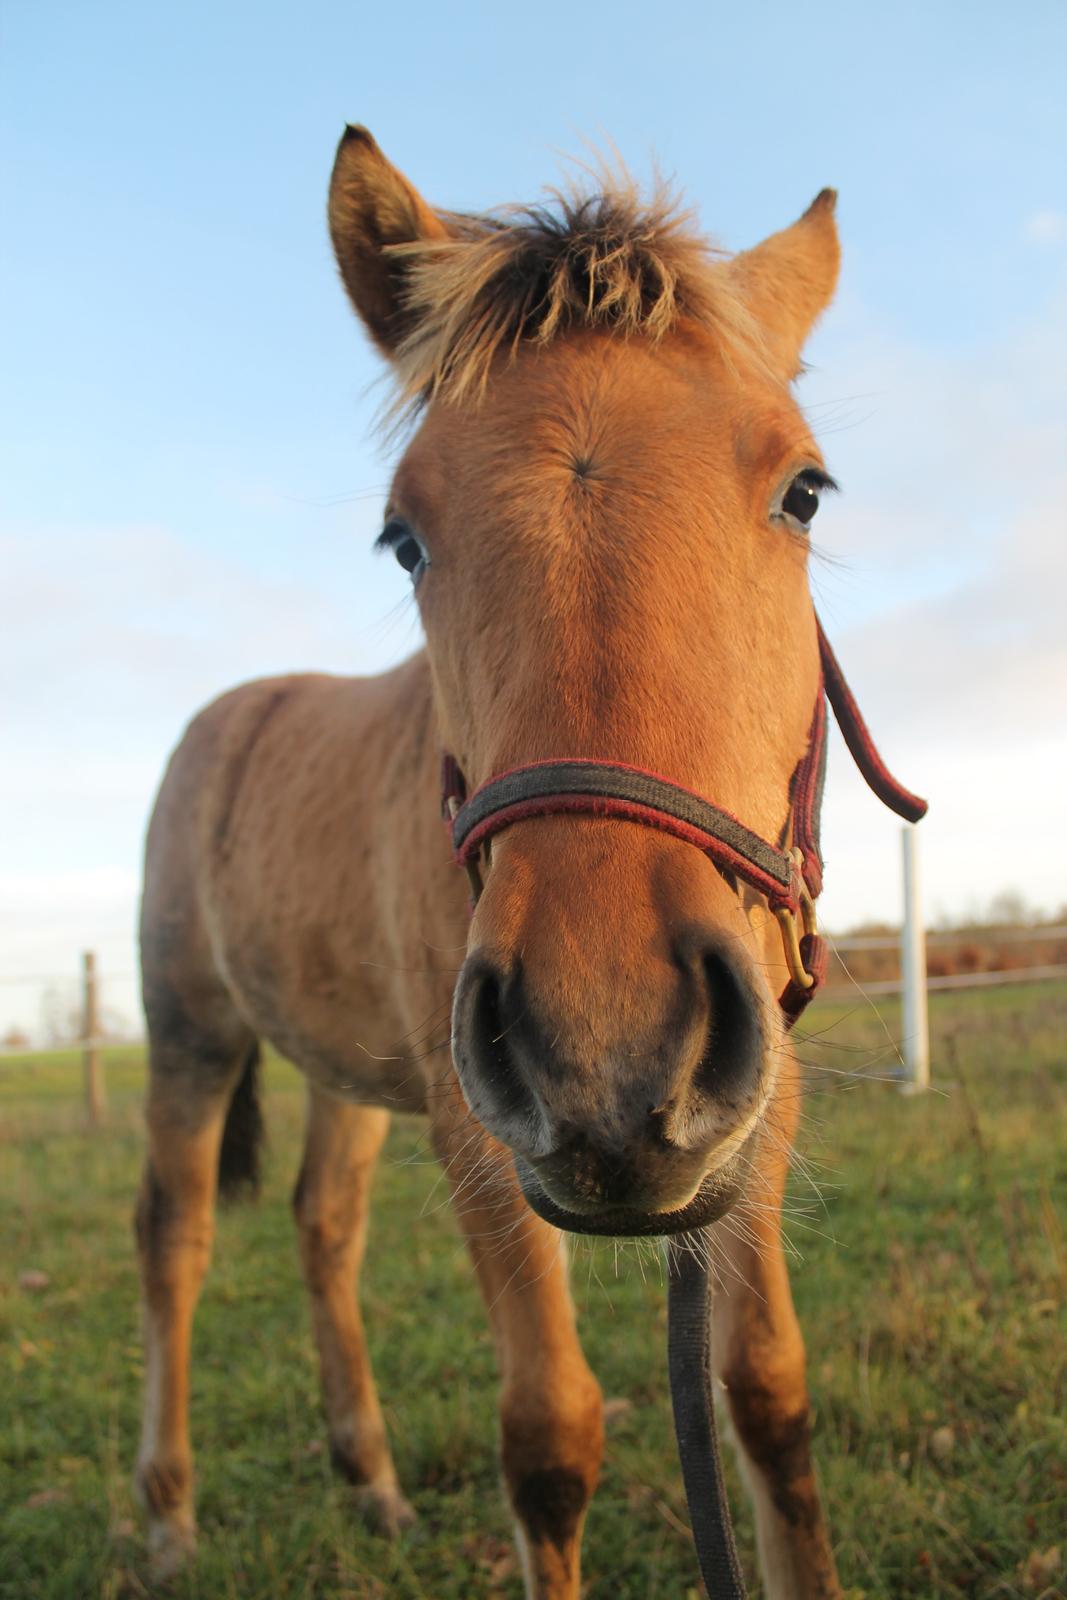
top-left (900, 826), bottom-right (930, 1092)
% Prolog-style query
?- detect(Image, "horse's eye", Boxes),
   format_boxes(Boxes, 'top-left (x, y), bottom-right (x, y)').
top-left (782, 476), bottom-right (821, 526)
top-left (394, 534), bottom-right (425, 574)
top-left (377, 518), bottom-right (429, 580)
top-left (776, 468), bottom-right (837, 532)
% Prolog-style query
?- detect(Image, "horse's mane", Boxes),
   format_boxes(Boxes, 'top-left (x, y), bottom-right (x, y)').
top-left (385, 170), bottom-right (761, 417)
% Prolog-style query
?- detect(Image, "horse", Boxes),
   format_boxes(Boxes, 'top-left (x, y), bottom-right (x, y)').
top-left (134, 125), bottom-right (849, 1597)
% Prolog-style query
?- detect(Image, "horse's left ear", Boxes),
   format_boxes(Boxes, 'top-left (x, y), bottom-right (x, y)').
top-left (726, 190), bottom-right (840, 378)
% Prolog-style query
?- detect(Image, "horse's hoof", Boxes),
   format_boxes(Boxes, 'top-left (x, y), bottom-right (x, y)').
top-left (354, 1482), bottom-right (418, 1538)
top-left (146, 1517), bottom-right (197, 1583)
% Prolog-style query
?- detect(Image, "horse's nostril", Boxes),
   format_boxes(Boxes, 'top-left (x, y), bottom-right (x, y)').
top-left (473, 971), bottom-right (513, 1093)
top-left (693, 947), bottom-right (763, 1105)
top-left (455, 960), bottom-right (545, 1146)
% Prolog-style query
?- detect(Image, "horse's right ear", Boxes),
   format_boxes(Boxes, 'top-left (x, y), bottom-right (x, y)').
top-left (328, 126), bottom-right (450, 357)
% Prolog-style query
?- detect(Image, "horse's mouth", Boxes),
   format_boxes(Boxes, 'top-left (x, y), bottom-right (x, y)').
top-left (513, 1151), bottom-right (748, 1238)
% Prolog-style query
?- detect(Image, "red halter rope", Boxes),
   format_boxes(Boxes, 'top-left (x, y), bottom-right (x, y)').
top-left (442, 618), bottom-right (927, 1026)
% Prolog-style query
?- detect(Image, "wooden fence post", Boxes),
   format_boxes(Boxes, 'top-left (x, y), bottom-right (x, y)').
top-left (82, 950), bottom-right (105, 1126)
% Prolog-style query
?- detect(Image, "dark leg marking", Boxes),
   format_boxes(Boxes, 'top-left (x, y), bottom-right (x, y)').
top-left (509, 1466), bottom-right (589, 1553)
top-left (135, 1166), bottom-right (172, 1254)
top-left (731, 1391), bottom-right (821, 1533)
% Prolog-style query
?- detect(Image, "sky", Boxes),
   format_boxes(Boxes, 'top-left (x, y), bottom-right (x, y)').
top-left (2, 0), bottom-right (1065, 1040)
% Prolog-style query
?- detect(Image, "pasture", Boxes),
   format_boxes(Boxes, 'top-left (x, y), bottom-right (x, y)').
top-left (2, 981), bottom-right (1064, 1599)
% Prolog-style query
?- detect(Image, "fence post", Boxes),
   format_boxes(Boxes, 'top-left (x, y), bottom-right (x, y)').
top-left (82, 950), bottom-right (105, 1126)
top-left (900, 827), bottom-right (930, 1092)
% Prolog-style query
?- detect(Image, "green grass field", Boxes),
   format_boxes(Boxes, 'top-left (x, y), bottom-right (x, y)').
top-left (2, 982), bottom-right (1065, 1599)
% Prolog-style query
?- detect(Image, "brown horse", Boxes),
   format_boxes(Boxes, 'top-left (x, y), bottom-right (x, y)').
top-left (135, 126), bottom-right (845, 1597)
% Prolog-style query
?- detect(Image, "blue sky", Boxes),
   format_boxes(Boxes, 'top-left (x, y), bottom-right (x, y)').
top-left (2, 0), bottom-right (1065, 1037)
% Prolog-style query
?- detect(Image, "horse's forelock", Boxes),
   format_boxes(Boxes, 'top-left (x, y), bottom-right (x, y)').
top-left (382, 174), bottom-right (767, 421)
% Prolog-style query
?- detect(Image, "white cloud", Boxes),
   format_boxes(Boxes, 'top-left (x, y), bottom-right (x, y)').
top-left (1, 517), bottom-right (409, 724)
top-left (1, 518), bottom-right (421, 1041)
top-left (1024, 209), bottom-right (1067, 243)
top-left (804, 287), bottom-right (1067, 928)
top-left (0, 868), bottom-right (141, 1043)
top-left (825, 481), bottom-right (1067, 746)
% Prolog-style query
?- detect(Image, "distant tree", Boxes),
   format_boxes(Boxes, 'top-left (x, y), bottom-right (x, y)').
top-left (1, 1025), bottom-right (30, 1051)
top-left (99, 1005), bottom-right (135, 1043)
top-left (39, 983), bottom-right (81, 1046)
top-left (986, 889), bottom-right (1033, 928)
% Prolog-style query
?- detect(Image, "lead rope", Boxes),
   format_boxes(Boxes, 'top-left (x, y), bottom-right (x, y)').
top-left (667, 1237), bottom-right (747, 1598)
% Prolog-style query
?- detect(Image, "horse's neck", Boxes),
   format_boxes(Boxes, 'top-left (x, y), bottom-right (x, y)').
top-left (369, 648), bottom-right (454, 889)
top-left (385, 647), bottom-right (439, 800)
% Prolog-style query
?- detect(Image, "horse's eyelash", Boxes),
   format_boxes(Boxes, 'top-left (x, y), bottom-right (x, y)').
top-left (797, 467), bottom-right (840, 494)
top-left (374, 520), bottom-right (404, 553)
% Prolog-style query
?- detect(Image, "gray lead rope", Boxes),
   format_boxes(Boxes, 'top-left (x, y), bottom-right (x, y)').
top-left (667, 1235), bottom-right (747, 1598)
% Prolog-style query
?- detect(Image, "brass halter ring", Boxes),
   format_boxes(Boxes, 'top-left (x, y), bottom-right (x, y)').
top-left (773, 849), bottom-right (819, 991)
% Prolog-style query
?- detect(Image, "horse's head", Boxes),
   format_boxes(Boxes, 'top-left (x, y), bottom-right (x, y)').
top-left (330, 128), bottom-right (840, 1234)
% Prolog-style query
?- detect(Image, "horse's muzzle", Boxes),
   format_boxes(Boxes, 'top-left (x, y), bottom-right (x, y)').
top-left (512, 1143), bottom-right (754, 1237)
top-left (450, 925), bottom-right (772, 1233)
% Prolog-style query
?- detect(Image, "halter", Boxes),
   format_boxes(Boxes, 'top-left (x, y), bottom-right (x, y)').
top-left (441, 617), bottom-right (927, 1027)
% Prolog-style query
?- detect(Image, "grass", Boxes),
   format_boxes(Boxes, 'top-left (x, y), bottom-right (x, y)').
top-left (1, 982), bottom-right (1065, 1599)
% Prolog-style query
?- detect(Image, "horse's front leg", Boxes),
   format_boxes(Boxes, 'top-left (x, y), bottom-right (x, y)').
top-left (292, 1090), bottom-right (414, 1533)
top-left (711, 1062), bottom-right (842, 1599)
top-left (134, 1033), bottom-right (252, 1578)
top-left (430, 1092), bottom-right (604, 1600)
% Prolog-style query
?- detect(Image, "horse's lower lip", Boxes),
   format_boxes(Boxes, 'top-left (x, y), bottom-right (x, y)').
top-left (513, 1155), bottom-right (744, 1238)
